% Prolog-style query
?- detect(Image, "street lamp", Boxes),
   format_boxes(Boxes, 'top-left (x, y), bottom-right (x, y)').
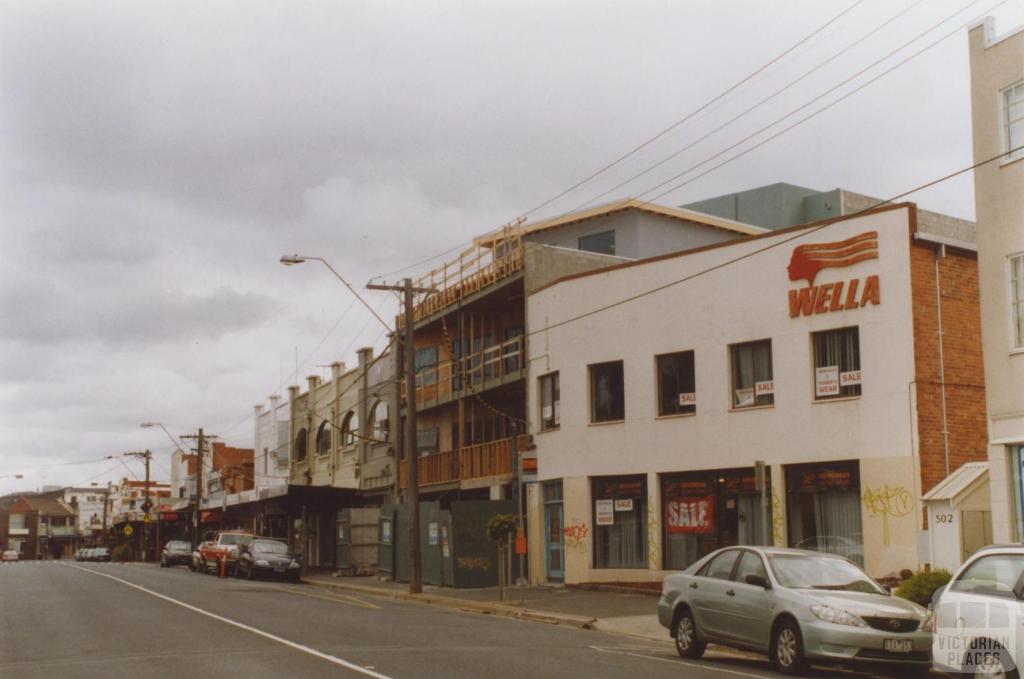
top-left (279, 254), bottom-right (391, 332)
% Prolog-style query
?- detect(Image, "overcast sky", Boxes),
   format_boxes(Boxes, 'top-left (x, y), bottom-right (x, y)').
top-left (2, 0), bottom-right (1022, 495)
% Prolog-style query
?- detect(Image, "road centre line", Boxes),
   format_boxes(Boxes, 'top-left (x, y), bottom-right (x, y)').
top-left (588, 645), bottom-right (776, 679)
top-left (281, 585), bottom-right (382, 610)
top-left (67, 564), bottom-right (396, 679)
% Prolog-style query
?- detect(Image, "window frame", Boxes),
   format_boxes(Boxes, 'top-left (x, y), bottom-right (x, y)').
top-left (538, 371), bottom-right (560, 432)
top-left (588, 360), bottom-right (625, 423)
top-left (728, 339), bottom-right (774, 410)
top-left (698, 548), bottom-right (740, 580)
top-left (1003, 81), bottom-right (1024, 162)
top-left (655, 349), bottom-right (697, 417)
top-left (1009, 252), bottom-right (1024, 351)
top-left (315, 420), bottom-right (331, 457)
top-left (340, 411), bottom-right (357, 447)
top-left (811, 326), bottom-right (862, 401)
top-left (369, 400), bottom-right (390, 443)
top-left (293, 428), bottom-right (308, 463)
top-left (578, 229), bottom-right (616, 256)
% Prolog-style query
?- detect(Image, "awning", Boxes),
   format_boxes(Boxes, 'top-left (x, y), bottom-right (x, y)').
top-left (200, 511), bottom-right (222, 523)
top-left (922, 462), bottom-right (989, 504)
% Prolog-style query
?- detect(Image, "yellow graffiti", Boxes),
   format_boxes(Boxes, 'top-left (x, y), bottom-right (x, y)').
top-left (647, 496), bottom-right (660, 572)
top-left (861, 485), bottom-right (914, 546)
top-left (771, 490), bottom-right (784, 546)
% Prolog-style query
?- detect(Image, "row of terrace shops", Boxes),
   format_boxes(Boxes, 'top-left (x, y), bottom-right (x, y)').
top-left (527, 460), bottom-right (890, 585)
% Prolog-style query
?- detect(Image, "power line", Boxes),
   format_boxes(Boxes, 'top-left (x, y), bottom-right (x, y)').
top-left (529, 145), bottom-right (1021, 339)
top-left (371, 1), bottom-right (868, 282)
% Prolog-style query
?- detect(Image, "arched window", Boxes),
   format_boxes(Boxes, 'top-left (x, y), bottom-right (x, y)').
top-left (370, 401), bottom-right (390, 442)
top-left (340, 411), bottom-right (357, 446)
top-left (293, 428), bottom-right (308, 462)
top-left (315, 421), bottom-right (331, 456)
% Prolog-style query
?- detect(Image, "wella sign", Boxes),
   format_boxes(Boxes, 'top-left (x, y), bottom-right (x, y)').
top-left (787, 231), bottom-right (881, 318)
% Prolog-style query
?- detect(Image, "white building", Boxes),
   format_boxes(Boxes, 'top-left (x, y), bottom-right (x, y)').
top-left (968, 17), bottom-right (1024, 542)
top-left (62, 486), bottom-right (109, 537)
top-left (254, 393), bottom-right (290, 489)
top-left (525, 203), bottom-right (987, 584)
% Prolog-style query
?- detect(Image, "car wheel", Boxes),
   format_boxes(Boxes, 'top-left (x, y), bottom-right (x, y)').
top-left (672, 608), bottom-right (706, 659)
top-left (963, 640), bottom-right (1019, 679)
top-left (771, 619), bottom-right (807, 675)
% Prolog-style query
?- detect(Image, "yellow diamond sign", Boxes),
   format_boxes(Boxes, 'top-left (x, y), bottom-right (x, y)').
top-left (123, 525), bottom-right (134, 536)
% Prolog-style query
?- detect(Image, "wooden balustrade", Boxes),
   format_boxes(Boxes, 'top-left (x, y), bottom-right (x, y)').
top-left (406, 335), bottom-right (524, 410)
top-left (398, 435), bottom-right (530, 488)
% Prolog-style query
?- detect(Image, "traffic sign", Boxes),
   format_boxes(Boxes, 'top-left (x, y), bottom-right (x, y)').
top-left (123, 525), bottom-right (134, 536)
top-left (143, 513), bottom-right (152, 525)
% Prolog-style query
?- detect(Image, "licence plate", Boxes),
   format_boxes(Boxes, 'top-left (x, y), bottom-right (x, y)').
top-left (884, 639), bottom-right (914, 653)
top-left (274, 567), bottom-right (285, 573)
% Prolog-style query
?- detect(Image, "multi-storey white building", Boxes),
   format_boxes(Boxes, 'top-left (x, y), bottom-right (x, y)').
top-left (254, 393), bottom-right (290, 489)
top-left (525, 203), bottom-right (987, 584)
top-left (62, 486), bottom-right (110, 538)
top-left (969, 17), bottom-right (1024, 542)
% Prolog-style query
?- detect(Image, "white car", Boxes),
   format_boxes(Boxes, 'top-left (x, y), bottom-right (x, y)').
top-left (932, 544), bottom-right (1024, 678)
top-left (2, 550), bottom-right (19, 562)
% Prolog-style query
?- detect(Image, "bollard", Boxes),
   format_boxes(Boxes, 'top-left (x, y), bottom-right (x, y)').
top-left (219, 556), bottom-right (226, 578)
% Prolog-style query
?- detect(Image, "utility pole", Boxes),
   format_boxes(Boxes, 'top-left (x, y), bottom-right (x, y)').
top-left (181, 429), bottom-right (215, 550)
top-left (367, 277), bottom-right (434, 594)
top-left (124, 450), bottom-right (152, 560)
top-left (100, 483), bottom-right (109, 547)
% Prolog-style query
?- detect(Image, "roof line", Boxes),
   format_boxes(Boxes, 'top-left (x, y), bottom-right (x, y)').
top-left (529, 202), bottom-right (915, 296)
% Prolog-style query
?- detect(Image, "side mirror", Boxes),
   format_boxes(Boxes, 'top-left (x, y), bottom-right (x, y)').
top-left (745, 574), bottom-right (771, 589)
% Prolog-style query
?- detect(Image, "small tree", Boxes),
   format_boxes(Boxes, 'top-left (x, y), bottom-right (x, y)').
top-left (486, 514), bottom-right (517, 601)
top-left (894, 569), bottom-right (952, 606)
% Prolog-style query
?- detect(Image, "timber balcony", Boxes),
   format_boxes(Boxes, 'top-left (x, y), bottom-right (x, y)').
top-left (398, 435), bottom-right (531, 489)
top-left (407, 334), bottom-right (524, 411)
top-left (402, 225), bottom-right (525, 326)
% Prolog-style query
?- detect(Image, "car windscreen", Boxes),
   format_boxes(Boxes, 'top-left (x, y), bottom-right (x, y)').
top-left (768, 554), bottom-right (883, 594)
top-left (219, 534), bottom-right (251, 545)
top-left (167, 541), bottom-right (190, 550)
top-left (252, 540), bottom-right (289, 555)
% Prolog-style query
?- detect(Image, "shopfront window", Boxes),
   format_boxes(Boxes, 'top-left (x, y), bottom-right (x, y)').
top-left (592, 476), bottom-right (646, 569)
top-left (786, 461), bottom-right (863, 566)
top-left (662, 468), bottom-right (770, 571)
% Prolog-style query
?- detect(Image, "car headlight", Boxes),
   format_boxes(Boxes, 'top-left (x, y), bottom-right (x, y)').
top-left (255, 559), bottom-right (269, 567)
top-left (920, 610), bottom-right (934, 632)
top-left (810, 604), bottom-right (867, 628)
top-left (289, 560), bottom-right (300, 568)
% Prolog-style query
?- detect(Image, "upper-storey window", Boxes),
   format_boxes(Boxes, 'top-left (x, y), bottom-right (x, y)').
top-left (1005, 82), bottom-right (1024, 161)
top-left (589, 360), bottom-right (624, 422)
top-left (812, 327), bottom-right (862, 400)
top-left (656, 350), bottom-right (696, 416)
top-left (415, 346), bottom-right (438, 386)
top-left (729, 339), bottom-right (774, 408)
top-left (370, 400), bottom-right (390, 442)
top-left (340, 411), bottom-right (357, 447)
top-left (1011, 253), bottom-right (1024, 349)
top-left (315, 421), bottom-right (331, 456)
top-left (293, 428), bottom-right (308, 462)
top-left (539, 371), bottom-right (560, 431)
top-left (578, 230), bottom-right (615, 256)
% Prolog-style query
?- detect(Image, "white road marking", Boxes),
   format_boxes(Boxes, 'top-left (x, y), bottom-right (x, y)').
top-left (588, 645), bottom-right (777, 679)
top-left (67, 563), bottom-right (396, 679)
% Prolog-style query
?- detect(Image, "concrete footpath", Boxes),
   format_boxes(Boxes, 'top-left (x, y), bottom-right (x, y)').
top-left (301, 572), bottom-right (667, 642)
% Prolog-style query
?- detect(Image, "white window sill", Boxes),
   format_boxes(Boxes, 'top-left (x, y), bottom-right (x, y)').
top-left (812, 395), bottom-right (862, 404)
top-left (1000, 154), bottom-right (1024, 168)
top-left (729, 404), bottom-right (774, 413)
top-left (655, 412), bottom-right (697, 420)
top-left (537, 426), bottom-right (560, 435)
top-left (1009, 347), bottom-right (1024, 356)
top-left (588, 419), bottom-right (625, 427)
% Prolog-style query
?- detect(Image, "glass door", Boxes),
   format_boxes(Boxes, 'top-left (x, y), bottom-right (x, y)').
top-left (544, 481), bottom-right (564, 581)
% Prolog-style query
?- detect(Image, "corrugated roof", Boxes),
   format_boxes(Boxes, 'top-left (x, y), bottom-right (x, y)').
top-left (922, 462), bottom-right (989, 503)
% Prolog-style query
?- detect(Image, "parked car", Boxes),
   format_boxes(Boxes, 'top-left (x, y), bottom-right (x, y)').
top-left (198, 530), bottom-right (253, 575)
top-left (236, 538), bottom-right (301, 581)
top-left (90, 547), bottom-right (111, 562)
top-left (658, 546), bottom-right (931, 675)
top-left (160, 540), bottom-right (192, 568)
top-left (932, 544), bottom-right (1024, 678)
top-left (2, 549), bottom-right (19, 562)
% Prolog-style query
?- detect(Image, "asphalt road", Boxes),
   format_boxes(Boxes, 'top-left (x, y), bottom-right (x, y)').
top-left (1, 561), bottom-right (917, 679)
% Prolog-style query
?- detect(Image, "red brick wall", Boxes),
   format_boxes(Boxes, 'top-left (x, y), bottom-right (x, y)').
top-left (909, 235), bottom-right (988, 504)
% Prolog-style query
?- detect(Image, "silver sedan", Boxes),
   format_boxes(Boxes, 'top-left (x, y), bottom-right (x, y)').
top-left (657, 546), bottom-right (932, 675)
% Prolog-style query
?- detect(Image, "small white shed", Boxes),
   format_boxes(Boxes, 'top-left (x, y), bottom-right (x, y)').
top-left (922, 462), bottom-right (992, 573)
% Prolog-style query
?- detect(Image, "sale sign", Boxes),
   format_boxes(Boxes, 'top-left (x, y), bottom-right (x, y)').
top-left (665, 496), bottom-right (714, 533)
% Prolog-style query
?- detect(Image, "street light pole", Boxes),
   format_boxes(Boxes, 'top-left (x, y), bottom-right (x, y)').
top-left (181, 429), bottom-right (215, 550)
top-left (123, 450), bottom-right (152, 560)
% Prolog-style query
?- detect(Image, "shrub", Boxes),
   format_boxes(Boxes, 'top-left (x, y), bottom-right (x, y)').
top-left (111, 544), bottom-right (134, 562)
top-left (894, 569), bottom-right (951, 606)
top-left (485, 514), bottom-right (517, 543)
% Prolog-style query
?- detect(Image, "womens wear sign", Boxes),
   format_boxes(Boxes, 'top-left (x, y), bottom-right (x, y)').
top-left (665, 495), bottom-right (714, 533)
top-left (595, 500), bottom-right (614, 526)
top-left (815, 366), bottom-right (840, 397)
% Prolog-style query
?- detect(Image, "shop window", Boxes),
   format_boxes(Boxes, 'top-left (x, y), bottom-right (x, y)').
top-left (1011, 253), bottom-right (1023, 349)
top-left (370, 401), bottom-right (390, 442)
top-left (662, 469), bottom-right (769, 571)
top-left (578, 230), bottom-right (616, 256)
top-left (812, 326), bottom-right (861, 400)
top-left (729, 339), bottom-right (773, 408)
top-left (293, 428), bottom-right (308, 462)
top-left (589, 360), bottom-right (624, 423)
top-left (656, 350), bottom-right (696, 416)
top-left (592, 476), bottom-right (646, 569)
top-left (786, 461), bottom-right (863, 566)
top-left (315, 421), bottom-right (331, 456)
top-left (340, 411), bottom-right (357, 447)
top-left (539, 372), bottom-right (560, 431)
